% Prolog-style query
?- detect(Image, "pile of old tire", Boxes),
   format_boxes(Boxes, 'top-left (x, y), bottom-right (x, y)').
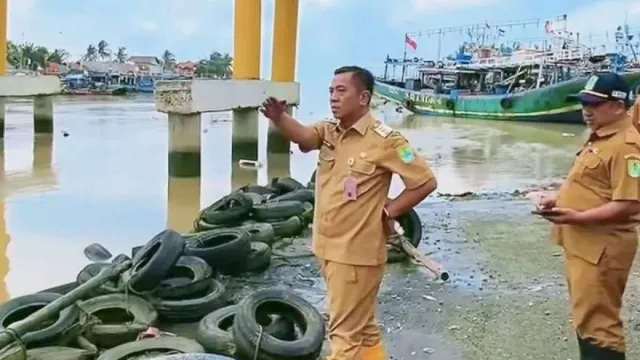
top-left (196, 288), bottom-right (324, 360)
top-left (0, 229), bottom-right (324, 360)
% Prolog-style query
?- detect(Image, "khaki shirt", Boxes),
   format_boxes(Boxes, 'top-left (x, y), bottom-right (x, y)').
top-left (302, 112), bottom-right (435, 266)
top-left (554, 117), bottom-right (640, 269)
top-left (631, 98), bottom-right (640, 133)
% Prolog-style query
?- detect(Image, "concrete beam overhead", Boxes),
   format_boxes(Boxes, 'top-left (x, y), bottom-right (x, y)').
top-left (0, 76), bottom-right (62, 97)
top-left (154, 79), bottom-right (300, 114)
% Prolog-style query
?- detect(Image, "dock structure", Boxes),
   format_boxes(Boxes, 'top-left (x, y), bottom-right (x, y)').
top-left (154, 0), bottom-right (301, 186)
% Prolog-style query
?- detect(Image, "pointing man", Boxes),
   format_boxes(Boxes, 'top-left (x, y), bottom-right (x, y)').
top-left (261, 66), bottom-right (437, 359)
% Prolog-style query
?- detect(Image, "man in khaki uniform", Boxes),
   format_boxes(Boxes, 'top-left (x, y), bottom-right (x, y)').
top-left (537, 72), bottom-right (640, 360)
top-left (261, 66), bottom-right (437, 360)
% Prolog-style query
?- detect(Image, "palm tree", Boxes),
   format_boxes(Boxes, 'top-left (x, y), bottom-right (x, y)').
top-left (83, 45), bottom-right (98, 61)
top-left (162, 49), bottom-right (176, 70)
top-left (116, 47), bottom-right (127, 63)
top-left (97, 40), bottom-right (111, 60)
top-left (6, 41), bottom-right (20, 67)
top-left (20, 43), bottom-right (36, 70)
top-left (48, 49), bottom-right (70, 64)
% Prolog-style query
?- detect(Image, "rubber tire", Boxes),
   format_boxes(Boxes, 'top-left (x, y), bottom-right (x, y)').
top-left (184, 228), bottom-right (252, 274)
top-left (76, 263), bottom-right (123, 297)
top-left (97, 337), bottom-right (205, 360)
top-left (299, 202), bottom-right (314, 225)
top-left (78, 293), bottom-right (158, 349)
top-left (387, 208), bottom-right (423, 263)
top-left (151, 256), bottom-right (213, 300)
top-left (197, 305), bottom-right (296, 356)
top-left (243, 242), bottom-right (272, 273)
top-left (25, 346), bottom-right (95, 360)
top-left (0, 293), bottom-right (80, 347)
top-left (268, 216), bottom-right (304, 238)
top-left (240, 192), bottom-right (266, 205)
top-left (236, 185), bottom-right (279, 195)
top-left (306, 170), bottom-right (316, 189)
top-left (129, 229), bottom-right (185, 293)
top-left (239, 223), bottom-right (275, 245)
top-left (253, 201), bottom-right (305, 222)
top-left (269, 189), bottom-right (315, 204)
top-left (270, 177), bottom-right (305, 194)
top-left (111, 254), bottom-right (131, 265)
top-left (149, 355), bottom-right (236, 360)
top-left (147, 278), bottom-right (227, 323)
top-left (193, 219), bottom-right (223, 232)
top-left (232, 288), bottom-right (325, 360)
top-left (200, 193), bottom-right (253, 226)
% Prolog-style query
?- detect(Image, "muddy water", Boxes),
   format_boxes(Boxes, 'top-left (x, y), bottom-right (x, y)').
top-left (0, 96), bottom-right (585, 303)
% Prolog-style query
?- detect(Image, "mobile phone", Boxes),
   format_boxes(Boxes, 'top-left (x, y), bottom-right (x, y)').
top-left (531, 209), bottom-right (562, 216)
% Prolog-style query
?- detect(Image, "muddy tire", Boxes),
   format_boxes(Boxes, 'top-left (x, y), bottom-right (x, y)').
top-left (111, 254), bottom-right (131, 265)
top-left (240, 192), bottom-right (266, 205)
top-left (269, 189), bottom-right (315, 204)
top-left (25, 346), bottom-right (95, 360)
top-left (200, 193), bottom-right (253, 226)
top-left (252, 201), bottom-right (305, 222)
top-left (151, 256), bottom-right (213, 300)
top-left (78, 293), bottom-right (158, 349)
top-left (147, 278), bottom-right (227, 323)
top-left (184, 228), bottom-right (251, 274)
top-left (150, 355), bottom-right (236, 360)
top-left (193, 219), bottom-right (223, 232)
top-left (299, 202), bottom-right (314, 225)
top-left (97, 337), bottom-right (204, 360)
top-left (0, 293), bottom-right (80, 347)
top-left (236, 185), bottom-right (279, 196)
top-left (268, 216), bottom-right (304, 238)
top-left (77, 263), bottom-right (123, 297)
top-left (197, 304), bottom-right (296, 357)
top-left (239, 223), bottom-right (275, 245)
top-left (232, 288), bottom-right (325, 360)
top-left (270, 177), bottom-right (305, 194)
top-left (129, 229), bottom-right (185, 293)
top-left (243, 242), bottom-right (272, 273)
top-left (387, 208), bottom-right (423, 263)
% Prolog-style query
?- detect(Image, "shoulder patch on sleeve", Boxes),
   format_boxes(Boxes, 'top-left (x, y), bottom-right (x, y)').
top-left (373, 122), bottom-right (393, 138)
top-left (625, 154), bottom-right (640, 178)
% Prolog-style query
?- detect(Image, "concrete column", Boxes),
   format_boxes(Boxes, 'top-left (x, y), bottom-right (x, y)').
top-left (0, 200), bottom-right (9, 303)
top-left (168, 113), bottom-right (201, 178)
top-left (0, 98), bottom-right (6, 139)
top-left (33, 96), bottom-right (54, 134)
top-left (267, 0), bottom-right (299, 178)
top-left (33, 135), bottom-right (53, 169)
top-left (0, 0), bottom-right (6, 76)
top-left (167, 177), bottom-right (201, 232)
top-left (231, 109), bottom-right (259, 190)
top-left (233, 0), bottom-right (261, 80)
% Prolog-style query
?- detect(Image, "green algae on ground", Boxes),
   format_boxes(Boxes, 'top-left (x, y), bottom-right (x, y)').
top-left (462, 214), bottom-right (564, 283)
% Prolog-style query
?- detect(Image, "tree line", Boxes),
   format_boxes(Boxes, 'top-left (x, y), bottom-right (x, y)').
top-left (6, 40), bottom-right (233, 78)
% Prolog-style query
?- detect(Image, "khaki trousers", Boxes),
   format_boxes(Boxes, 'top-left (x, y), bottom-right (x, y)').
top-left (565, 251), bottom-right (632, 352)
top-left (320, 259), bottom-right (386, 360)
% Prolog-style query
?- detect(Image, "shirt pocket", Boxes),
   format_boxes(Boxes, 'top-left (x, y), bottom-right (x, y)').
top-left (350, 160), bottom-right (376, 182)
top-left (574, 152), bottom-right (606, 186)
top-left (318, 149), bottom-right (336, 176)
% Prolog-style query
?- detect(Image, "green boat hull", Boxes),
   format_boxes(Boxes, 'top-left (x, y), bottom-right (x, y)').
top-left (374, 72), bottom-right (640, 124)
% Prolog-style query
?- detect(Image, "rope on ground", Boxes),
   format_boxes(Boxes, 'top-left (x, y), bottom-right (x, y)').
top-left (253, 325), bottom-right (264, 360)
top-left (0, 327), bottom-right (27, 360)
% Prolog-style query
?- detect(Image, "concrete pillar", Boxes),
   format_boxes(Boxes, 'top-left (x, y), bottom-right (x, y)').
top-left (0, 98), bottom-right (5, 139)
top-left (267, 0), bottom-right (299, 178)
top-left (33, 96), bottom-right (54, 134)
top-left (33, 135), bottom-right (53, 171)
top-left (0, 0), bottom-right (6, 76)
top-left (231, 0), bottom-right (261, 188)
top-left (167, 177), bottom-right (201, 232)
top-left (231, 109), bottom-right (259, 190)
top-left (233, 0), bottom-right (261, 80)
top-left (168, 113), bottom-right (201, 178)
top-left (0, 200), bottom-right (8, 303)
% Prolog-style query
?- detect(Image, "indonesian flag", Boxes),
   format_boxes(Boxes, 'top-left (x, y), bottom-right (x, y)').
top-left (405, 34), bottom-right (417, 50)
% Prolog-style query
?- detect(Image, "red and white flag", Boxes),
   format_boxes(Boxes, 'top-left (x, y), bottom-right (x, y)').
top-left (405, 34), bottom-right (417, 50)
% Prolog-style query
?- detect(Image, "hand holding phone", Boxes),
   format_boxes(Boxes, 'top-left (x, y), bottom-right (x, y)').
top-left (531, 209), bottom-right (563, 216)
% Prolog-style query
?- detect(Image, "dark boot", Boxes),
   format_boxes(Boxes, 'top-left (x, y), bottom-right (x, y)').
top-left (577, 333), bottom-right (625, 360)
top-left (577, 333), bottom-right (594, 360)
top-left (592, 345), bottom-right (625, 360)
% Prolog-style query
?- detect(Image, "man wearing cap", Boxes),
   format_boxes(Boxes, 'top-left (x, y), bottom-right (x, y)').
top-left (536, 72), bottom-right (640, 359)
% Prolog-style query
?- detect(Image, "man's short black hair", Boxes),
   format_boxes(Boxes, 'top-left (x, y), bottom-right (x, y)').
top-left (334, 66), bottom-right (375, 94)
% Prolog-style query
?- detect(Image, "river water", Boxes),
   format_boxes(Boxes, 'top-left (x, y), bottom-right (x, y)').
top-left (0, 95), bottom-right (586, 302)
